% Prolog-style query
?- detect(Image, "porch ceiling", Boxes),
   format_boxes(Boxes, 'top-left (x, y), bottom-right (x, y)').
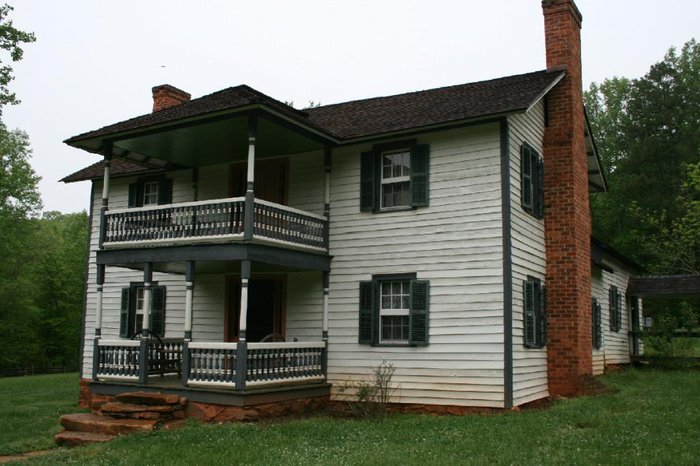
top-left (112, 113), bottom-right (326, 168)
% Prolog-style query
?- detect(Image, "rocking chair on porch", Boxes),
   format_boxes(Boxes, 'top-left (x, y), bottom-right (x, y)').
top-left (132, 330), bottom-right (183, 378)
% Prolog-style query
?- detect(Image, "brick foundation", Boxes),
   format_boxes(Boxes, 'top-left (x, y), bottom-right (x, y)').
top-left (542, 0), bottom-right (593, 396)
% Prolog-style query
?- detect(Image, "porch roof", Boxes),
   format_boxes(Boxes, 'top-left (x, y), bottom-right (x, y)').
top-left (628, 274), bottom-right (700, 298)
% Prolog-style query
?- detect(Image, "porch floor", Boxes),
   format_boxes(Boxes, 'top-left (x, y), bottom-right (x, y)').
top-left (90, 377), bottom-right (331, 407)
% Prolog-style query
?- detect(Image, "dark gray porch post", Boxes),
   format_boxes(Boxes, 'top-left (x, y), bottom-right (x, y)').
top-left (138, 263), bottom-right (153, 384)
top-left (243, 115), bottom-right (257, 241)
top-left (322, 271), bottom-right (330, 378)
top-left (98, 142), bottom-right (112, 249)
top-left (184, 261), bottom-right (195, 341)
top-left (92, 264), bottom-right (106, 381)
top-left (235, 260), bottom-right (251, 391)
top-left (181, 261), bottom-right (195, 387)
top-left (323, 147), bottom-right (331, 250)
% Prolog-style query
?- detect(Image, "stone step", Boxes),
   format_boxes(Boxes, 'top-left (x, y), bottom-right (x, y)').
top-left (54, 430), bottom-right (116, 447)
top-left (101, 401), bottom-right (177, 416)
top-left (60, 413), bottom-right (158, 435)
top-left (115, 391), bottom-right (185, 406)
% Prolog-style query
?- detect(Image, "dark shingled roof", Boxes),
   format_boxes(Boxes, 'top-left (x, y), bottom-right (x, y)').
top-left (63, 69), bottom-right (564, 182)
top-left (64, 85), bottom-right (313, 145)
top-left (628, 275), bottom-right (700, 298)
top-left (61, 158), bottom-right (163, 183)
top-left (305, 70), bottom-right (562, 139)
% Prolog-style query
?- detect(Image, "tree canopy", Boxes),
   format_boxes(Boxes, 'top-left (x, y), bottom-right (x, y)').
top-left (586, 39), bottom-right (700, 275)
top-left (0, 4), bottom-right (35, 114)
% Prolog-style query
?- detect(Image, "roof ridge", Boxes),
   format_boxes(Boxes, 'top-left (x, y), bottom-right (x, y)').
top-left (307, 69), bottom-right (552, 112)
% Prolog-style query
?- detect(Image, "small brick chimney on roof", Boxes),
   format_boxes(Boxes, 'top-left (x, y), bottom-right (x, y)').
top-left (541, 0), bottom-right (593, 397)
top-left (152, 84), bottom-right (191, 112)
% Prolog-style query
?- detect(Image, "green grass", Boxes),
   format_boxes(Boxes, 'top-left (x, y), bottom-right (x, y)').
top-left (0, 372), bottom-right (81, 456)
top-left (5, 369), bottom-right (700, 465)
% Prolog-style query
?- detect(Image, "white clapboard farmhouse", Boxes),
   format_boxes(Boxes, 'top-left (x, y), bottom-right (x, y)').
top-left (63, 0), bottom-right (643, 418)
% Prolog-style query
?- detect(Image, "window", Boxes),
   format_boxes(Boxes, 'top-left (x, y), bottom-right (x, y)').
top-left (359, 275), bottom-right (429, 346)
top-left (521, 144), bottom-right (543, 218)
top-left (609, 286), bottom-right (622, 333)
top-left (119, 284), bottom-right (166, 338)
top-left (592, 297), bottom-right (602, 350)
top-left (142, 180), bottom-right (159, 206)
top-left (360, 141), bottom-right (430, 212)
top-left (128, 176), bottom-right (172, 208)
top-left (523, 277), bottom-right (546, 348)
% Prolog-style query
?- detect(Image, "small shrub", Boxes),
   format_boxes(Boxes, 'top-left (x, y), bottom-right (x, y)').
top-left (337, 360), bottom-right (396, 418)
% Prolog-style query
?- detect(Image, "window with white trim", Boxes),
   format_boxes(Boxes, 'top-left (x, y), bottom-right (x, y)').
top-left (142, 181), bottom-right (159, 206)
top-left (380, 281), bottom-right (410, 343)
top-left (380, 149), bottom-right (411, 209)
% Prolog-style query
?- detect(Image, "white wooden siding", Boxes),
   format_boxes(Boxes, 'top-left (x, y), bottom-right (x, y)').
top-left (591, 255), bottom-right (643, 368)
top-left (508, 104), bottom-right (549, 406)
top-left (327, 123), bottom-right (506, 408)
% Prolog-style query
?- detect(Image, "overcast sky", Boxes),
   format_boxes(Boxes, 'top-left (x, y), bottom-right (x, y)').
top-left (4, 0), bottom-right (699, 213)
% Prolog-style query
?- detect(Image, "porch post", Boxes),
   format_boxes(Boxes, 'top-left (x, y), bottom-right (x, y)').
top-left (323, 147), bottom-right (331, 250)
top-left (322, 271), bottom-right (330, 378)
top-left (99, 142), bottom-right (112, 249)
top-left (243, 115), bottom-right (257, 241)
top-left (184, 261), bottom-right (195, 341)
top-left (235, 259), bottom-right (251, 391)
top-left (138, 263), bottom-right (153, 385)
top-left (141, 263), bottom-right (153, 334)
top-left (95, 265), bottom-right (105, 338)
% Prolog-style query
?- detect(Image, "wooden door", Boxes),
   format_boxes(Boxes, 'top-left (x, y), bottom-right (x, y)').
top-left (225, 276), bottom-right (286, 342)
top-left (229, 158), bottom-right (289, 205)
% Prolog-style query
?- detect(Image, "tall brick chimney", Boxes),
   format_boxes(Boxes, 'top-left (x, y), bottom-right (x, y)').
top-left (152, 84), bottom-right (191, 112)
top-left (541, 0), bottom-right (593, 396)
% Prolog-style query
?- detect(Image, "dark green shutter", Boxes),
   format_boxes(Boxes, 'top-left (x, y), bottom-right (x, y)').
top-left (158, 178), bottom-right (173, 205)
top-left (358, 281), bottom-right (374, 344)
top-left (523, 281), bottom-right (536, 347)
top-left (128, 183), bottom-right (138, 208)
top-left (521, 145), bottom-right (532, 212)
top-left (535, 156), bottom-right (544, 218)
top-left (119, 287), bottom-right (131, 338)
top-left (538, 283), bottom-right (547, 347)
top-left (150, 286), bottom-right (166, 337)
top-left (617, 292), bottom-right (623, 333)
top-left (592, 298), bottom-right (602, 349)
top-left (360, 151), bottom-right (376, 212)
top-left (609, 287), bottom-right (619, 332)
top-left (411, 144), bottom-right (430, 207)
top-left (409, 280), bottom-right (430, 346)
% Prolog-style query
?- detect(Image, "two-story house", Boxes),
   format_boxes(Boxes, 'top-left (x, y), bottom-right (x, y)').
top-left (62, 0), bottom-right (642, 420)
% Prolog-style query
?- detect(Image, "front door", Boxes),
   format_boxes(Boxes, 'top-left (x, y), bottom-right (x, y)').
top-left (225, 276), bottom-right (285, 342)
top-left (229, 158), bottom-right (289, 205)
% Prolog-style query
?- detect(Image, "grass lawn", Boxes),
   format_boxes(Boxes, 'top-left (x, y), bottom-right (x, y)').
top-left (4, 369), bottom-right (700, 465)
top-left (0, 372), bottom-right (81, 456)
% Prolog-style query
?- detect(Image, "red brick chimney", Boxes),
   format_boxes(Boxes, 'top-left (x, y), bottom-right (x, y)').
top-left (152, 84), bottom-right (191, 112)
top-left (541, 0), bottom-right (593, 396)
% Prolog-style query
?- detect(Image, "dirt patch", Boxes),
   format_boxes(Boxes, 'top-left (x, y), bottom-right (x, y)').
top-left (0, 449), bottom-right (54, 464)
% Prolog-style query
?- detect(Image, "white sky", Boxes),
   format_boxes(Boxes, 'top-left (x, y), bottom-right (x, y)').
top-left (4, 0), bottom-right (699, 213)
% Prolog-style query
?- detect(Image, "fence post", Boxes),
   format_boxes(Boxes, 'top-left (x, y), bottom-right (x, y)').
top-left (138, 339), bottom-right (148, 385)
top-left (181, 341), bottom-right (190, 387)
top-left (235, 340), bottom-right (247, 392)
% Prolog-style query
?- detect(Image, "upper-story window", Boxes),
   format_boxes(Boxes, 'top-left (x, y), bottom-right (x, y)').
top-left (381, 150), bottom-right (411, 209)
top-left (142, 181), bottom-right (160, 206)
top-left (521, 143), bottom-right (544, 219)
top-left (361, 140), bottom-right (430, 212)
top-left (128, 175), bottom-right (172, 208)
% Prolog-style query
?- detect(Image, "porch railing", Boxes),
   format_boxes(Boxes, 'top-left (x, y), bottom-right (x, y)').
top-left (183, 341), bottom-right (327, 390)
top-left (93, 338), bottom-right (184, 383)
top-left (101, 197), bottom-right (328, 251)
top-left (93, 339), bottom-right (327, 391)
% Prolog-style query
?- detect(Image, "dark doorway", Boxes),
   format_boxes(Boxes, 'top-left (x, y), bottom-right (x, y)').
top-left (225, 276), bottom-right (286, 342)
top-left (229, 158), bottom-right (289, 205)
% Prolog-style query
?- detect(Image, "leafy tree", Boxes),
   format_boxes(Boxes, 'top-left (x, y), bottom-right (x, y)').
top-left (0, 4), bottom-right (35, 114)
top-left (585, 39), bottom-right (700, 273)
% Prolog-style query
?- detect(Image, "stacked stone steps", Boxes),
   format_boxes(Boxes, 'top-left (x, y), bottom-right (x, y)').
top-left (55, 391), bottom-right (187, 447)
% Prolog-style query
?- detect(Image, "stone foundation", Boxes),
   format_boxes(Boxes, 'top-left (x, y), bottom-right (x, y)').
top-left (79, 378), bottom-right (93, 408)
top-left (185, 396), bottom-right (329, 422)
